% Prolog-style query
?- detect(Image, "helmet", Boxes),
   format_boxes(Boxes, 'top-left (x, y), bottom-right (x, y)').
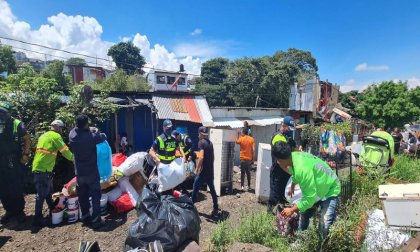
top-left (0, 101), bottom-right (13, 114)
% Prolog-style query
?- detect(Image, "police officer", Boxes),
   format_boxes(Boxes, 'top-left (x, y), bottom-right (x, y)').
top-left (171, 130), bottom-right (193, 161)
top-left (32, 120), bottom-right (73, 226)
top-left (0, 101), bottom-right (31, 224)
top-left (149, 120), bottom-right (185, 166)
top-left (267, 116), bottom-right (300, 212)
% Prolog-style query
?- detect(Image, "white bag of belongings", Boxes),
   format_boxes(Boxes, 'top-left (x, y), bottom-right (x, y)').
top-left (106, 186), bottom-right (123, 203)
top-left (119, 176), bottom-right (140, 207)
top-left (284, 177), bottom-right (302, 204)
top-left (117, 152), bottom-right (146, 177)
top-left (158, 158), bottom-right (186, 192)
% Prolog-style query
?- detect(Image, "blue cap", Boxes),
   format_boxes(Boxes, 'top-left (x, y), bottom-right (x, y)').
top-left (163, 119), bottom-right (173, 129)
top-left (283, 116), bottom-right (296, 131)
top-left (198, 126), bottom-right (209, 135)
top-left (0, 101), bottom-right (12, 113)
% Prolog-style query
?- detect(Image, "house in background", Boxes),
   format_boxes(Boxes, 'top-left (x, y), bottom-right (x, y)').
top-left (63, 64), bottom-right (111, 84)
top-left (146, 65), bottom-right (192, 92)
top-left (289, 79), bottom-right (341, 124)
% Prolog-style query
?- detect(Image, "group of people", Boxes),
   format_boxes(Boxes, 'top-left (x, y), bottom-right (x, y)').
top-left (0, 100), bottom-right (108, 229)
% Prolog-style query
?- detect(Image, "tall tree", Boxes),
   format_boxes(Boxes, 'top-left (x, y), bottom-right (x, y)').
top-left (200, 57), bottom-right (229, 85)
top-left (356, 81), bottom-right (419, 128)
top-left (107, 42), bottom-right (146, 74)
top-left (42, 60), bottom-right (71, 93)
top-left (66, 57), bottom-right (88, 66)
top-left (96, 69), bottom-right (149, 92)
top-left (273, 48), bottom-right (318, 82)
top-left (0, 44), bottom-right (17, 75)
top-left (339, 90), bottom-right (361, 115)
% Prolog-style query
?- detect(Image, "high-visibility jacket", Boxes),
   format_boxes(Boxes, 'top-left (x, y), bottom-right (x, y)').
top-left (32, 131), bottom-right (73, 172)
top-left (156, 133), bottom-right (177, 164)
top-left (179, 134), bottom-right (192, 157)
top-left (290, 152), bottom-right (341, 212)
top-left (0, 118), bottom-right (23, 155)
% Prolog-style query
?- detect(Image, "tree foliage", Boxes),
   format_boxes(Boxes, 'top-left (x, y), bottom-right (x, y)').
top-left (107, 42), bottom-right (146, 74)
top-left (95, 69), bottom-right (150, 92)
top-left (42, 60), bottom-right (71, 93)
top-left (339, 90), bottom-right (362, 116)
top-left (0, 44), bottom-right (17, 75)
top-left (355, 81), bottom-right (419, 128)
top-left (65, 57), bottom-right (88, 66)
top-left (196, 48), bottom-right (316, 108)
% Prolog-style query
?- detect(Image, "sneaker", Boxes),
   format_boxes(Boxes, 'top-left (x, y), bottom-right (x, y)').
top-left (241, 186), bottom-right (245, 191)
top-left (211, 209), bottom-right (219, 217)
top-left (16, 212), bottom-right (26, 224)
top-left (91, 220), bottom-right (106, 230)
top-left (0, 212), bottom-right (14, 224)
top-left (81, 216), bottom-right (92, 227)
top-left (247, 186), bottom-right (252, 192)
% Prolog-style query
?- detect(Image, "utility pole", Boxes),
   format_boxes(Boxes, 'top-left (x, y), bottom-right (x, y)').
top-left (254, 95), bottom-right (259, 108)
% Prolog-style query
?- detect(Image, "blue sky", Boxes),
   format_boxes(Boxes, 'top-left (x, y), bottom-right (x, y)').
top-left (2, 0), bottom-right (420, 91)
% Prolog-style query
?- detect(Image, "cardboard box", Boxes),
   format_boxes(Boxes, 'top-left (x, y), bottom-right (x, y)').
top-left (130, 172), bottom-right (147, 194)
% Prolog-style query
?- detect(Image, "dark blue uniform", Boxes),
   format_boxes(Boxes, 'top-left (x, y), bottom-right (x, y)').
top-left (69, 127), bottom-right (106, 224)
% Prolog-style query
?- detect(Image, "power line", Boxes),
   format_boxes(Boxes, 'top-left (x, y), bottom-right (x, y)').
top-left (0, 36), bottom-right (200, 76)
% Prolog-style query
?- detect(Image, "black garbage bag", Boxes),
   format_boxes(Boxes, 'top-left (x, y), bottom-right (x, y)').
top-left (125, 183), bottom-right (201, 252)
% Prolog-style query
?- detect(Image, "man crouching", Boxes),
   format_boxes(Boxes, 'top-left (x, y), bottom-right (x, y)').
top-left (272, 141), bottom-right (341, 238)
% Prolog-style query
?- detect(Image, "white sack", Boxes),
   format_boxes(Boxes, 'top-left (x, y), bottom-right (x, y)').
top-left (117, 152), bottom-right (146, 176)
top-left (118, 176), bottom-right (140, 207)
top-left (106, 186), bottom-right (123, 203)
top-left (158, 158), bottom-right (186, 192)
top-left (284, 177), bottom-right (302, 204)
top-left (364, 209), bottom-right (410, 252)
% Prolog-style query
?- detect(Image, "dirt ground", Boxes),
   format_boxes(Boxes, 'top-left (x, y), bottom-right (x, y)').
top-left (0, 167), bottom-right (266, 251)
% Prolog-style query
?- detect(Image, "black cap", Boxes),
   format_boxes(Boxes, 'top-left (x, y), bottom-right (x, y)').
top-left (198, 126), bottom-right (208, 135)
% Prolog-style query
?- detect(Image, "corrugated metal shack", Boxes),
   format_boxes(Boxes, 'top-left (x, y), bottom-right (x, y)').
top-left (100, 91), bottom-right (213, 153)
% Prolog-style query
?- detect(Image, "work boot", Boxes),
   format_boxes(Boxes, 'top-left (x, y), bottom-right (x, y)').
top-left (32, 217), bottom-right (49, 227)
top-left (81, 216), bottom-right (92, 227)
top-left (16, 212), bottom-right (26, 224)
top-left (0, 212), bottom-right (14, 224)
top-left (91, 219), bottom-right (106, 230)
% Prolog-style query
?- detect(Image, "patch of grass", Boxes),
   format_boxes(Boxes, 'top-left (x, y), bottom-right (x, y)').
top-left (391, 155), bottom-right (420, 183)
top-left (208, 220), bottom-right (234, 252)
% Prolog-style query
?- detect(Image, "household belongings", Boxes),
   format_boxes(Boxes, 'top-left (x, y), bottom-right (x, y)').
top-left (117, 152), bottom-right (147, 177)
top-left (125, 183), bottom-right (201, 252)
top-left (364, 209), bottom-right (410, 252)
top-left (112, 153), bottom-right (127, 167)
top-left (274, 203), bottom-right (299, 237)
top-left (360, 131), bottom-right (395, 172)
top-left (378, 183), bottom-right (420, 230)
top-left (157, 158), bottom-right (186, 192)
top-left (319, 129), bottom-right (346, 159)
top-left (97, 140), bottom-right (113, 183)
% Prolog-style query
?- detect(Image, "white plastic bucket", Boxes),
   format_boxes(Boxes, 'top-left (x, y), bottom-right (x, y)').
top-left (51, 209), bottom-right (64, 225)
top-left (67, 196), bottom-right (79, 210)
top-left (67, 208), bottom-right (79, 223)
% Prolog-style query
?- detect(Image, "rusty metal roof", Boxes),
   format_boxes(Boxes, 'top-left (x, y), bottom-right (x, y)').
top-left (152, 94), bottom-right (213, 125)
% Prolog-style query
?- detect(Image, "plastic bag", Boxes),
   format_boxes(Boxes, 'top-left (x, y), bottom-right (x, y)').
top-left (112, 193), bottom-right (134, 214)
top-left (158, 158), bottom-right (186, 192)
top-left (185, 161), bottom-right (195, 179)
top-left (284, 177), bottom-right (302, 204)
top-left (97, 140), bottom-right (112, 183)
top-left (125, 184), bottom-right (201, 252)
top-left (117, 152), bottom-right (146, 176)
top-left (275, 204), bottom-right (299, 237)
top-left (106, 186), bottom-right (123, 203)
top-left (112, 153), bottom-right (127, 167)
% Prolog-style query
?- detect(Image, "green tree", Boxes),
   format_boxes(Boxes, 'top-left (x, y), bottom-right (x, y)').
top-left (107, 42), bottom-right (146, 74)
top-left (273, 48), bottom-right (318, 82)
top-left (200, 57), bottom-right (229, 85)
top-left (42, 60), bottom-right (71, 93)
top-left (96, 69), bottom-right (149, 92)
top-left (0, 44), bottom-right (17, 75)
top-left (65, 57), bottom-right (88, 66)
top-left (339, 90), bottom-right (362, 116)
top-left (356, 81), bottom-right (420, 128)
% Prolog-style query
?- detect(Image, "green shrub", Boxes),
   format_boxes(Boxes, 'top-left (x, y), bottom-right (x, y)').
top-left (208, 220), bottom-right (233, 252)
top-left (391, 155), bottom-right (420, 183)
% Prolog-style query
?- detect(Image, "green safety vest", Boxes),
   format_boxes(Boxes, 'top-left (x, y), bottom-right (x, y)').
top-left (157, 134), bottom-right (177, 163)
top-left (271, 133), bottom-right (287, 145)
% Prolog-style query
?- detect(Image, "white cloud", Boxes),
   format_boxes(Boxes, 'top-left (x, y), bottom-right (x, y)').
top-left (174, 42), bottom-right (222, 58)
top-left (0, 0), bottom-right (204, 74)
top-left (407, 77), bottom-right (420, 89)
top-left (190, 28), bottom-right (202, 36)
top-left (355, 63), bottom-right (389, 72)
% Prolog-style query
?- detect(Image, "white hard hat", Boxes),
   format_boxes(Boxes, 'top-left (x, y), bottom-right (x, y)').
top-left (51, 120), bottom-right (65, 128)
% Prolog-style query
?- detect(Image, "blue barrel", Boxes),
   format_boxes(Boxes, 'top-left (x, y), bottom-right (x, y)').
top-left (176, 126), bottom-right (188, 135)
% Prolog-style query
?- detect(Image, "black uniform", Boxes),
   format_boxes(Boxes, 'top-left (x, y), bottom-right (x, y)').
top-left (0, 117), bottom-right (26, 216)
top-left (267, 131), bottom-right (296, 212)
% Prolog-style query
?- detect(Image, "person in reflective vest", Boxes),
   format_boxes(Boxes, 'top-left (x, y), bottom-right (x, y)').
top-left (149, 120), bottom-right (185, 166)
top-left (272, 141), bottom-right (341, 238)
top-left (171, 130), bottom-right (193, 160)
top-left (32, 120), bottom-right (73, 226)
top-left (0, 101), bottom-right (31, 224)
top-left (268, 116), bottom-right (299, 212)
